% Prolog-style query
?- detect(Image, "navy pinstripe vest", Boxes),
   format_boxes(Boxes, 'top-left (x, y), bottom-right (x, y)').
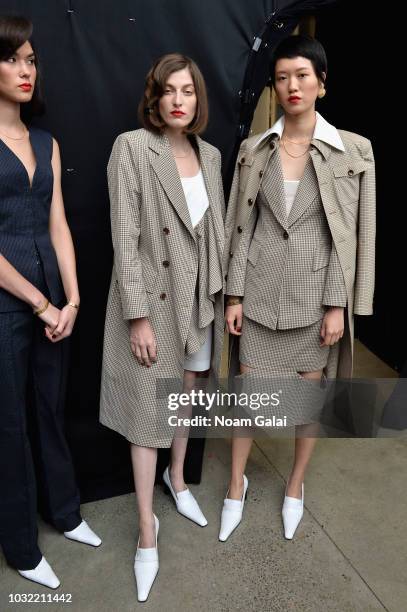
top-left (0, 127), bottom-right (64, 312)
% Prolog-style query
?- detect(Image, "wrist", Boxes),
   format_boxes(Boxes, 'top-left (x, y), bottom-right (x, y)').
top-left (226, 295), bottom-right (242, 306)
top-left (30, 291), bottom-right (47, 311)
top-left (33, 299), bottom-right (49, 316)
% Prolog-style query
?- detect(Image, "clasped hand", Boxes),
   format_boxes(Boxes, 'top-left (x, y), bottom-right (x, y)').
top-left (39, 303), bottom-right (78, 343)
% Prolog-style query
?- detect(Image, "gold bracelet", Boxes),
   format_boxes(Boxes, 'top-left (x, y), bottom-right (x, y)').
top-left (226, 296), bottom-right (242, 306)
top-left (34, 299), bottom-right (49, 316)
top-left (67, 301), bottom-right (80, 310)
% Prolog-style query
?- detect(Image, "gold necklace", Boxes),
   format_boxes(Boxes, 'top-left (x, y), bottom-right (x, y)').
top-left (0, 126), bottom-right (28, 141)
top-left (282, 136), bottom-right (311, 145)
top-left (280, 140), bottom-right (310, 159)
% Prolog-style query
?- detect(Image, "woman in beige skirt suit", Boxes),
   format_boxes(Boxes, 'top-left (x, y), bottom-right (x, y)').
top-left (100, 54), bottom-right (225, 600)
top-left (221, 35), bottom-right (375, 542)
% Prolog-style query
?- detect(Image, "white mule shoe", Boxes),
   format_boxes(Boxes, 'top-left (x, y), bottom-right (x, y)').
top-left (64, 519), bottom-right (102, 547)
top-left (282, 482), bottom-right (304, 540)
top-left (163, 466), bottom-right (207, 527)
top-left (18, 556), bottom-right (60, 589)
top-left (219, 474), bottom-right (248, 542)
top-left (134, 514), bottom-right (159, 602)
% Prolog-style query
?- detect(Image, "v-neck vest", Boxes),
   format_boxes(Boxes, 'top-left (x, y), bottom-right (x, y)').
top-left (0, 127), bottom-right (64, 311)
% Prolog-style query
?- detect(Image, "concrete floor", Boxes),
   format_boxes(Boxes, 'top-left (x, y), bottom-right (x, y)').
top-left (1, 341), bottom-right (405, 612)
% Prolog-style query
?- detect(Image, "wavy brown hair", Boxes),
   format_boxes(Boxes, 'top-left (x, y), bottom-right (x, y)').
top-left (138, 53), bottom-right (208, 135)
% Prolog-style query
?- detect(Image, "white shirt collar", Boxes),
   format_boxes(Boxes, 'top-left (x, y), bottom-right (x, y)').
top-left (255, 111), bottom-right (345, 152)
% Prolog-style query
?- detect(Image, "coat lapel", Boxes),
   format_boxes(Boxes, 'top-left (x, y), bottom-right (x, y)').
top-left (198, 138), bottom-right (224, 243)
top-left (259, 143), bottom-right (288, 229)
top-left (149, 132), bottom-right (197, 242)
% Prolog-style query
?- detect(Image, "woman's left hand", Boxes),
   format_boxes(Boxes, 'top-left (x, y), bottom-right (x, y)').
top-left (45, 304), bottom-right (78, 342)
top-left (320, 307), bottom-right (344, 347)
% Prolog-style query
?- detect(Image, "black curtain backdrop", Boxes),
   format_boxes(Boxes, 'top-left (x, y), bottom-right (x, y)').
top-left (1, 0), bottom-right (398, 501)
top-left (314, 2), bottom-right (404, 373)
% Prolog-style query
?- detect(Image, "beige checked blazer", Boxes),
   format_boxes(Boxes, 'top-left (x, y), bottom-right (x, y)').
top-left (224, 127), bottom-right (376, 379)
top-left (100, 128), bottom-right (225, 447)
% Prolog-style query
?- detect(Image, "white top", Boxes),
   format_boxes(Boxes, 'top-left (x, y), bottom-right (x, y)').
top-left (283, 180), bottom-right (300, 217)
top-left (180, 169), bottom-right (209, 228)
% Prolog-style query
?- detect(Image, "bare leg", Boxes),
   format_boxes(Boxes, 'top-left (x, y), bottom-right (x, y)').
top-left (130, 444), bottom-right (157, 548)
top-left (228, 362), bottom-right (254, 500)
top-left (169, 368), bottom-right (202, 493)
top-left (286, 369), bottom-right (322, 498)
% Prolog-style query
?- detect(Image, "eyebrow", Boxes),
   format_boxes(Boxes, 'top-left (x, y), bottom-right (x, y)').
top-left (276, 67), bottom-right (311, 74)
top-left (165, 82), bottom-right (194, 87)
top-left (13, 52), bottom-right (35, 59)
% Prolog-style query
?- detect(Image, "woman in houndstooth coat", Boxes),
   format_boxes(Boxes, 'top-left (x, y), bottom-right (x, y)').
top-left (219, 35), bottom-right (375, 543)
top-left (100, 54), bottom-right (225, 601)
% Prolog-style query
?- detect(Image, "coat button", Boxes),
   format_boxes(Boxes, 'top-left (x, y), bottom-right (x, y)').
top-left (283, 230), bottom-right (289, 240)
top-left (241, 156), bottom-right (246, 163)
top-left (162, 260), bottom-right (170, 268)
top-left (163, 227), bottom-right (170, 234)
top-left (248, 198), bottom-right (253, 206)
top-left (229, 251), bottom-right (233, 257)
top-left (259, 170), bottom-right (263, 178)
top-left (348, 169), bottom-right (354, 177)
top-left (270, 141), bottom-right (275, 150)
top-left (224, 274), bottom-right (228, 281)
top-left (160, 292), bottom-right (167, 300)
top-left (237, 226), bottom-right (243, 233)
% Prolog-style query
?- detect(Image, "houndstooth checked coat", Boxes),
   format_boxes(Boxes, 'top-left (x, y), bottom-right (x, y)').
top-left (100, 128), bottom-right (225, 447)
top-left (224, 123), bottom-right (376, 380)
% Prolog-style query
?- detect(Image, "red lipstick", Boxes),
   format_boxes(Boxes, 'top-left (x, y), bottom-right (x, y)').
top-left (19, 83), bottom-right (32, 92)
top-left (171, 110), bottom-right (186, 117)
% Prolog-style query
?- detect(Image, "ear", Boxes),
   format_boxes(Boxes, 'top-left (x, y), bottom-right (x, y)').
top-left (321, 71), bottom-right (327, 84)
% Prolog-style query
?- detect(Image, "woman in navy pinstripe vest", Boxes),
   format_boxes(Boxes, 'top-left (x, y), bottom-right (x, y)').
top-left (0, 15), bottom-right (100, 589)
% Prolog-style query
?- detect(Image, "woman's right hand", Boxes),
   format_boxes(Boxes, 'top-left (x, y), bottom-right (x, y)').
top-left (38, 302), bottom-right (61, 333)
top-left (225, 304), bottom-right (243, 336)
top-left (129, 317), bottom-right (157, 367)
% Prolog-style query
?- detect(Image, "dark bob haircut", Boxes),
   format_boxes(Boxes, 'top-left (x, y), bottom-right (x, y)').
top-left (269, 34), bottom-right (327, 86)
top-left (0, 14), bottom-right (45, 121)
top-left (138, 53), bottom-right (208, 135)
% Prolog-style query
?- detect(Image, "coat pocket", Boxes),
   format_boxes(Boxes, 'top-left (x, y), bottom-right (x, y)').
top-left (313, 247), bottom-right (330, 271)
top-left (247, 239), bottom-right (261, 267)
top-left (141, 261), bottom-right (159, 293)
top-left (332, 160), bottom-right (370, 204)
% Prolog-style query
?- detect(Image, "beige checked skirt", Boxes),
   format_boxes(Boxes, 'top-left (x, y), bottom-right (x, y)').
top-left (235, 315), bottom-right (335, 427)
top-left (239, 315), bottom-right (330, 373)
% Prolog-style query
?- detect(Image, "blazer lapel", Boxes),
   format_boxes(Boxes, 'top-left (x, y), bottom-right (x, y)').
top-left (287, 156), bottom-right (319, 227)
top-left (149, 133), bottom-right (197, 242)
top-left (198, 139), bottom-right (224, 241)
top-left (260, 144), bottom-right (288, 229)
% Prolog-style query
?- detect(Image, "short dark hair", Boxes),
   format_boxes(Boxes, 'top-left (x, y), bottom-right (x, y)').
top-left (269, 34), bottom-right (327, 86)
top-left (0, 14), bottom-right (45, 121)
top-left (138, 53), bottom-right (209, 135)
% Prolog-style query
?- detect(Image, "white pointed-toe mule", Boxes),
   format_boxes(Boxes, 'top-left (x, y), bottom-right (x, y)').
top-left (18, 556), bottom-right (60, 589)
top-left (218, 474), bottom-right (248, 542)
top-left (282, 482), bottom-right (304, 540)
top-left (134, 514), bottom-right (159, 602)
top-left (64, 519), bottom-right (102, 547)
top-left (163, 466), bottom-right (207, 527)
